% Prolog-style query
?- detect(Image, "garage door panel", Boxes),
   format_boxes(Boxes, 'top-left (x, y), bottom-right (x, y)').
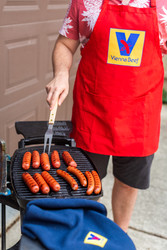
top-left (1, 0), bottom-right (41, 25)
top-left (0, 24), bottom-right (42, 108)
top-left (5, 37), bottom-right (38, 89)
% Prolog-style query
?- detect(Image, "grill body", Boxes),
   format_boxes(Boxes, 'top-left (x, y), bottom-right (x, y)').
top-left (10, 145), bottom-right (102, 209)
top-left (0, 121), bottom-right (103, 250)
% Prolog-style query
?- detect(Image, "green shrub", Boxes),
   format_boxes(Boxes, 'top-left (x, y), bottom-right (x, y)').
top-left (163, 89), bottom-right (167, 104)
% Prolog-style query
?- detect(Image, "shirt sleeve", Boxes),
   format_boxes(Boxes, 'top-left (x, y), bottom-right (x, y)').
top-left (157, 2), bottom-right (167, 55)
top-left (59, 0), bottom-right (79, 40)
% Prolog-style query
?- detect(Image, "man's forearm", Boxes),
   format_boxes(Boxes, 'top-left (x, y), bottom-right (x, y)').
top-left (46, 35), bottom-right (79, 108)
top-left (53, 35), bottom-right (79, 77)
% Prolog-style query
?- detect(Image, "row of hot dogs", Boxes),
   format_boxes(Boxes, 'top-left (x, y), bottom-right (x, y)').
top-left (21, 150), bottom-right (102, 196)
top-left (22, 150), bottom-right (77, 170)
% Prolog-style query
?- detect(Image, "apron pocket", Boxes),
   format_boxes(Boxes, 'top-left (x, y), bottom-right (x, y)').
top-left (80, 90), bottom-right (150, 141)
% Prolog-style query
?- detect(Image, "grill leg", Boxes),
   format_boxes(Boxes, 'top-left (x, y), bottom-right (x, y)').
top-left (1, 203), bottom-right (6, 250)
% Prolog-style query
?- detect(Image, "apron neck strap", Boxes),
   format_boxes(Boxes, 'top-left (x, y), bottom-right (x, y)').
top-left (150, 0), bottom-right (156, 8)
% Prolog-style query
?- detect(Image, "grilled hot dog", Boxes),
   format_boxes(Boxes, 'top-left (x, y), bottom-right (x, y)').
top-left (56, 169), bottom-right (78, 191)
top-left (62, 151), bottom-right (77, 167)
top-left (40, 153), bottom-right (50, 171)
top-left (22, 172), bottom-right (39, 193)
top-left (67, 166), bottom-right (87, 187)
top-left (22, 151), bottom-right (31, 170)
top-left (32, 150), bottom-right (40, 168)
top-left (92, 170), bottom-right (101, 194)
top-left (41, 171), bottom-right (60, 192)
top-left (33, 173), bottom-right (50, 194)
top-left (51, 150), bottom-right (61, 168)
top-left (85, 171), bottom-right (94, 195)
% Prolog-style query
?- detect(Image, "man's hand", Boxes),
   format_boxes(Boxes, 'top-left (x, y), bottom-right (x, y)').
top-left (46, 35), bottom-right (79, 110)
top-left (46, 72), bottom-right (69, 110)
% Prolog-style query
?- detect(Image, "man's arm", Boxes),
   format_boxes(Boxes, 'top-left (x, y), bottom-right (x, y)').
top-left (46, 35), bottom-right (79, 110)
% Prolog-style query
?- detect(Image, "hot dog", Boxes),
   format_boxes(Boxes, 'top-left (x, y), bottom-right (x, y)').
top-left (85, 171), bottom-right (94, 195)
top-left (67, 166), bottom-right (87, 187)
top-left (92, 170), bottom-right (102, 194)
top-left (22, 151), bottom-right (31, 170)
top-left (41, 171), bottom-right (60, 192)
top-left (62, 151), bottom-right (77, 167)
top-left (56, 169), bottom-right (78, 191)
top-left (40, 153), bottom-right (50, 171)
top-left (33, 173), bottom-right (50, 194)
top-left (22, 172), bottom-right (39, 193)
top-left (32, 150), bottom-right (40, 168)
top-left (51, 150), bottom-right (61, 168)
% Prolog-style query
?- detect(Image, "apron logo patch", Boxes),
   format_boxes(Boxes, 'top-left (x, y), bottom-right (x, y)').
top-left (84, 231), bottom-right (108, 248)
top-left (107, 28), bottom-right (145, 67)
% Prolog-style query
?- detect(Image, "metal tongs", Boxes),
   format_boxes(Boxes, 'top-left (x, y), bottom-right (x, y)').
top-left (43, 102), bottom-right (58, 155)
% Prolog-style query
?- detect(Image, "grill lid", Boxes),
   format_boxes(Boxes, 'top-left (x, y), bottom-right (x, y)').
top-left (10, 145), bottom-right (102, 209)
top-left (15, 121), bottom-right (72, 139)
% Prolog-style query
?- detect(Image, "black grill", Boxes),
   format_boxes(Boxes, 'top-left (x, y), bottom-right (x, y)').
top-left (0, 121), bottom-right (103, 250)
top-left (10, 145), bottom-right (102, 209)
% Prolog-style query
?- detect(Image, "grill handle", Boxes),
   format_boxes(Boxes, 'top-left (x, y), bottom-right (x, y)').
top-left (18, 136), bottom-right (76, 149)
top-left (0, 140), bottom-right (7, 194)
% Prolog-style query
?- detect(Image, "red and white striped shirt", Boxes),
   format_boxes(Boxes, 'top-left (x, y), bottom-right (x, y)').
top-left (59, 0), bottom-right (167, 55)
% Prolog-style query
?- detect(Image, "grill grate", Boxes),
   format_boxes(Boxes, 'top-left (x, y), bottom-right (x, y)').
top-left (10, 145), bottom-right (102, 208)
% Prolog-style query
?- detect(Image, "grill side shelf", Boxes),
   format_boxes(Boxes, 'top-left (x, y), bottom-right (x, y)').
top-left (10, 146), bottom-right (103, 209)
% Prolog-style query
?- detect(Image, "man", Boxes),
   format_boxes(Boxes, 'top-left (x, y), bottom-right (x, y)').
top-left (46, 0), bottom-right (167, 232)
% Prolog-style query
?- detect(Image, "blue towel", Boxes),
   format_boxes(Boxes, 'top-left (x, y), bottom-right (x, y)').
top-left (21, 198), bottom-right (136, 250)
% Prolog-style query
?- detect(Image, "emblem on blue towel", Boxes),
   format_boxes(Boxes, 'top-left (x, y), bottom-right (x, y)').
top-left (84, 231), bottom-right (108, 248)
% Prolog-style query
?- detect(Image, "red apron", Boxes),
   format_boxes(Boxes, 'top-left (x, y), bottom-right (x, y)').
top-left (71, 0), bottom-right (164, 156)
